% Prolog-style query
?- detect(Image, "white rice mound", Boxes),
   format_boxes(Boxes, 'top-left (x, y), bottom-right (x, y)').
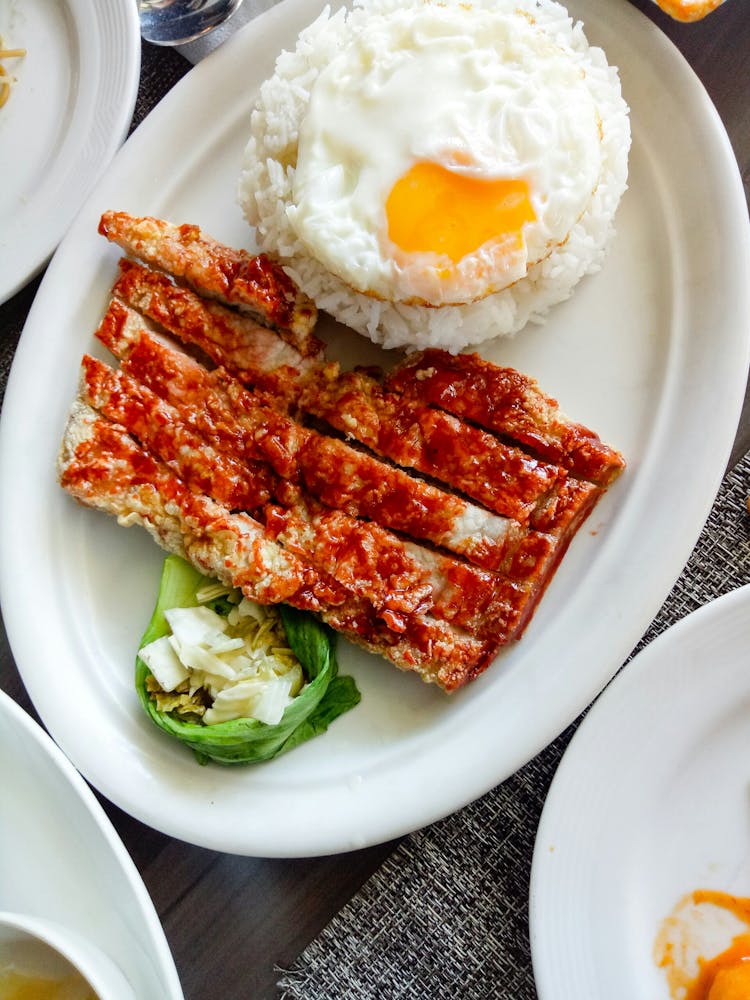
top-left (238, 0), bottom-right (631, 353)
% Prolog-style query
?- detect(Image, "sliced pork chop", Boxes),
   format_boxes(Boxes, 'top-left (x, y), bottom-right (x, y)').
top-left (98, 211), bottom-right (322, 358)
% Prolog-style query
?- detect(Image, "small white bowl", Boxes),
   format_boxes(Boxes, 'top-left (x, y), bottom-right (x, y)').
top-left (0, 911), bottom-right (136, 1000)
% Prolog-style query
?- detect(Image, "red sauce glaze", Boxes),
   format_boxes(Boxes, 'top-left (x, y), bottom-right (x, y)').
top-left (61, 419), bottom-right (170, 495)
top-left (386, 350), bottom-right (625, 487)
top-left (264, 502), bottom-right (434, 622)
top-left (501, 532), bottom-right (556, 580)
top-left (298, 434), bottom-right (466, 539)
top-left (87, 343), bottom-right (509, 639)
top-left (81, 355), bottom-right (274, 513)
top-left (322, 601), bottom-right (492, 691)
top-left (113, 258), bottom-right (305, 401)
top-left (105, 321), bottom-right (557, 586)
top-left (97, 212), bottom-right (318, 346)
top-left (303, 368), bottom-right (565, 522)
top-left (173, 223), bottom-right (302, 332)
top-left (528, 479), bottom-right (601, 535)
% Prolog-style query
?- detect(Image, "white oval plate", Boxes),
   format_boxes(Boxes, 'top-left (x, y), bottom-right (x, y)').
top-left (0, 0), bottom-right (140, 305)
top-left (0, 0), bottom-right (749, 857)
top-left (0, 690), bottom-right (184, 998)
top-left (529, 583), bottom-right (750, 1000)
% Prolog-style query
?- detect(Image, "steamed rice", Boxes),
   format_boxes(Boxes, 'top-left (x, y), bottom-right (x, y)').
top-left (238, 0), bottom-right (631, 353)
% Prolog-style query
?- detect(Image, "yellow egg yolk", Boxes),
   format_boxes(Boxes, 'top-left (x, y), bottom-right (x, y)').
top-left (703, 950), bottom-right (750, 1000)
top-left (386, 161), bottom-right (536, 264)
top-left (687, 924), bottom-right (750, 1000)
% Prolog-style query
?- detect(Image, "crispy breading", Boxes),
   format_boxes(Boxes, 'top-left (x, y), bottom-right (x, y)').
top-left (80, 354), bottom-right (276, 512)
top-left (58, 404), bottom-right (494, 690)
top-left (298, 364), bottom-right (568, 522)
top-left (78, 353), bottom-right (535, 642)
top-left (386, 350), bottom-right (626, 486)
top-left (113, 257), bottom-right (316, 401)
top-left (98, 211), bottom-right (322, 357)
top-left (95, 299), bottom-right (559, 579)
top-left (295, 434), bottom-right (558, 577)
top-left (58, 403), bottom-right (308, 607)
top-left (57, 214), bottom-right (626, 692)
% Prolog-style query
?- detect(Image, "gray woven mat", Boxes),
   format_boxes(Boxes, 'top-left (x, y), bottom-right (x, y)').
top-left (278, 451), bottom-right (750, 1000)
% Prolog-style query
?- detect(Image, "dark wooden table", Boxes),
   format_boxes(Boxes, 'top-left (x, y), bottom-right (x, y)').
top-left (1, 2), bottom-right (749, 996)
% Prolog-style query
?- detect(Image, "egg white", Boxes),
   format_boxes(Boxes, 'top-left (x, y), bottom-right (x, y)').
top-left (287, 1), bottom-right (604, 306)
top-left (239, 0), bottom-right (631, 350)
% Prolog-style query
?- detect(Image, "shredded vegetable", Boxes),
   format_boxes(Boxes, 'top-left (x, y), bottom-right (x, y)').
top-left (141, 599), bottom-right (305, 726)
top-left (0, 37), bottom-right (26, 109)
top-left (136, 555), bottom-right (361, 765)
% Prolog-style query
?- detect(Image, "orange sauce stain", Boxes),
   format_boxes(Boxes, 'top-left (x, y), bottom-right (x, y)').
top-left (652, 0), bottom-right (724, 22)
top-left (656, 890), bottom-right (750, 1000)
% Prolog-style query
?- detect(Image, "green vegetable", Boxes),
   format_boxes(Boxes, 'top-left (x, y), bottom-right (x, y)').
top-left (135, 555), bottom-right (360, 765)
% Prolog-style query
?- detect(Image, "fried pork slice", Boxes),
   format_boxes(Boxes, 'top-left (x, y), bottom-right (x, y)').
top-left (80, 353), bottom-right (433, 623)
top-left (95, 299), bottom-right (558, 577)
top-left (299, 364), bottom-right (567, 523)
top-left (96, 273), bottom-right (568, 525)
top-left (98, 211), bottom-right (322, 357)
top-left (529, 478), bottom-right (602, 536)
top-left (58, 402), bottom-right (307, 607)
top-left (338, 614), bottom-right (498, 693)
top-left (79, 353), bottom-right (532, 641)
top-left (295, 435), bottom-right (556, 578)
top-left (386, 350), bottom-right (626, 487)
top-left (265, 502), bottom-right (532, 642)
top-left (78, 354), bottom-right (277, 513)
top-left (58, 404), bottom-right (492, 690)
top-left (113, 258), bottom-right (315, 400)
top-left (98, 272), bottom-right (584, 528)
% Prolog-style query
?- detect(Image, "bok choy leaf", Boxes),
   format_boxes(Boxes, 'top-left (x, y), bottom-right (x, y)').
top-left (135, 555), bottom-right (360, 765)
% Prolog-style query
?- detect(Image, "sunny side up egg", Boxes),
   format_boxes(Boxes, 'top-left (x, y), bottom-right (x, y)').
top-left (240, 0), bottom-right (631, 351)
top-left (289, 3), bottom-right (603, 306)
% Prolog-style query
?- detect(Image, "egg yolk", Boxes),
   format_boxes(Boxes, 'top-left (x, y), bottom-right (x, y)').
top-left (386, 161), bottom-right (536, 264)
top-left (703, 951), bottom-right (750, 1000)
top-left (685, 931), bottom-right (750, 1000)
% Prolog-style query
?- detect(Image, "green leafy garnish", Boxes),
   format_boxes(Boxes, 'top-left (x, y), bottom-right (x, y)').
top-left (135, 556), bottom-right (360, 765)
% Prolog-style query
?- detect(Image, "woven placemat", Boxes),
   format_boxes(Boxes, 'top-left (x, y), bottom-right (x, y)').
top-left (278, 451), bottom-right (750, 1000)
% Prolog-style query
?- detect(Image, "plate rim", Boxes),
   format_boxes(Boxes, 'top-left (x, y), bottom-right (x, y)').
top-left (0, 689), bottom-right (184, 999)
top-left (528, 582), bottom-right (750, 1000)
top-left (0, 0), bottom-right (141, 306)
top-left (1, 0), bottom-right (749, 857)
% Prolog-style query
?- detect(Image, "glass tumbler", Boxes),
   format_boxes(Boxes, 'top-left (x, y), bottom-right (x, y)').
top-left (137, 0), bottom-right (245, 46)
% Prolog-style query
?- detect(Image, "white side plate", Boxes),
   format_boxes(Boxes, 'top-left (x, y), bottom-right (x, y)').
top-left (0, 0), bottom-right (140, 304)
top-left (530, 584), bottom-right (750, 1000)
top-left (0, 690), bottom-right (184, 999)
